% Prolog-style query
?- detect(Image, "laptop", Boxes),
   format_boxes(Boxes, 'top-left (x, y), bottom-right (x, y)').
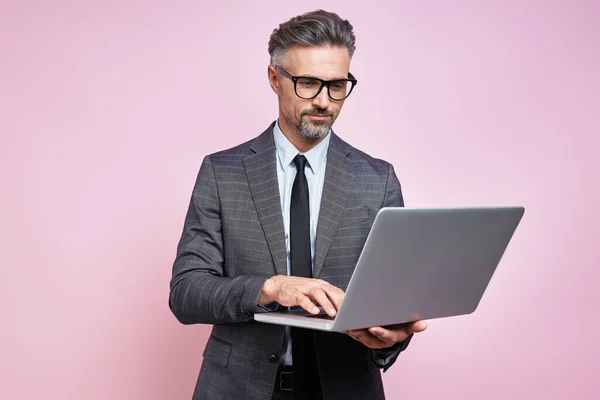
top-left (254, 206), bottom-right (525, 332)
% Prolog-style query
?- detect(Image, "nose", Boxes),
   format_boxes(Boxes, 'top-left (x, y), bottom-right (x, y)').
top-left (311, 85), bottom-right (331, 109)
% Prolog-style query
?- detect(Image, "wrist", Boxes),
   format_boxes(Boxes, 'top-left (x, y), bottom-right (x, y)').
top-left (258, 277), bottom-right (276, 305)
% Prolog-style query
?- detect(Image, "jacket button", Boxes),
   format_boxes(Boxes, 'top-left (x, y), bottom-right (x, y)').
top-left (268, 353), bottom-right (278, 363)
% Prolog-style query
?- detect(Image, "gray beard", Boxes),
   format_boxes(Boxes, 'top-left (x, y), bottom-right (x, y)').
top-left (297, 117), bottom-right (331, 139)
top-left (284, 113), bottom-right (333, 139)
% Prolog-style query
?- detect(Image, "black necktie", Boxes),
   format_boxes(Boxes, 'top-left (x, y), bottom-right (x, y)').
top-left (290, 155), bottom-right (312, 278)
top-left (290, 155), bottom-right (322, 397)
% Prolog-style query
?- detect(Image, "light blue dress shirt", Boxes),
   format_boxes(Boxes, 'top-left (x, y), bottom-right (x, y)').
top-left (273, 120), bottom-right (331, 365)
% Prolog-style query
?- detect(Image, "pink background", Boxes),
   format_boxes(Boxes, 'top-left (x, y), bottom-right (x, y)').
top-left (1, 1), bottom-right (599, 399)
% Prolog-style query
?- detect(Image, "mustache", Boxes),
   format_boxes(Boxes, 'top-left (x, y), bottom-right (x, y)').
top-left (301, 109), bottom-right (333, 117)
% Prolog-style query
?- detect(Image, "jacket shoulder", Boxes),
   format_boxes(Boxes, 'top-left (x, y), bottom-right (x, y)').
top-left (340, 137), bottom-right (392, 176)
top-left (205, 138), bottom-right (255, 165)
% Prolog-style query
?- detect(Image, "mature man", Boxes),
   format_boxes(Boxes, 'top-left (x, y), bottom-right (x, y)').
top-left (169, 10), bottom-right (427, 400)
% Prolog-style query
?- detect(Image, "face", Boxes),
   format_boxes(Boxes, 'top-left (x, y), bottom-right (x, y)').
top-left (268, 45), bottom-right (351, 140)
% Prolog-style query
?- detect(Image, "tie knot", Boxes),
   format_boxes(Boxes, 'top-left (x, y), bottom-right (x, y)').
top-left (293, 154), bottom-right (307, 172)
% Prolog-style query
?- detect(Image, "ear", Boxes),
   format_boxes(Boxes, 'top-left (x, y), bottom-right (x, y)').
top-left (267, 65), bottom-right (280, 94)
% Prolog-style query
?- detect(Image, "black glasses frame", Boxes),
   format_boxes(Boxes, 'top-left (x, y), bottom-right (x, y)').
top-left (274, 65), bottom-right (358, 101)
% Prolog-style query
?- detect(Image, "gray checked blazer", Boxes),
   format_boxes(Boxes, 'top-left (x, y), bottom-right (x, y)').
top-left (169, 122), bottom-right (410, 400)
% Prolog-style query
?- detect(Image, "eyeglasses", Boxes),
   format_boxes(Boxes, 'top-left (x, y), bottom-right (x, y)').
top-left (274, 65), bottom-right (358, 101)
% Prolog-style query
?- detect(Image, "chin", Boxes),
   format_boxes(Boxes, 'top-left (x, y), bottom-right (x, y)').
top-left (300, 127), bottom-right (330, 139)
top-left (305, 117), bottom-right (332, 128)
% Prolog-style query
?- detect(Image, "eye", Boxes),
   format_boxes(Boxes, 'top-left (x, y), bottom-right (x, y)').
top-left (330, 81), bottom-right (347, 91)
top-left (298, 78), bottom-right (317, 87)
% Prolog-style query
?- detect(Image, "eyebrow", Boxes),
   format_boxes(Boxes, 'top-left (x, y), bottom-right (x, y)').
top-left (298, 73), bottom-right (350, 81)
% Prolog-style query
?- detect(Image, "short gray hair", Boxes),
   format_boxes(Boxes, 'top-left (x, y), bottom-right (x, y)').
top-left (268, 10), bottom-right (356, 66)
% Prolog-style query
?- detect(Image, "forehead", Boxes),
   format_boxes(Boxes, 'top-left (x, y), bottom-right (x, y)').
top-left (283, 45), bottom-right (350, 79)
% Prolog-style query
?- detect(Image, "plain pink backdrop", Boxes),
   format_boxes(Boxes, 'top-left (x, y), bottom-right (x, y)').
top-left (1, 1), bottom-right (599, 399)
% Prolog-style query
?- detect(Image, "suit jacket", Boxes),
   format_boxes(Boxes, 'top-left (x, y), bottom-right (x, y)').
top-left (169, 123), bottom-right (409, 400)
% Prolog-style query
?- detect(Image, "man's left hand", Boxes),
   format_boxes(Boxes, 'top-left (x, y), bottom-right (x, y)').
top-left (344, 320), bottom-right (427, 349)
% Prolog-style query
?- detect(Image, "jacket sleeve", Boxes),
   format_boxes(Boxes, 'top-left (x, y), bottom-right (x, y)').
top-left (169, 156), bottom-right (270, 325)
top-left (371, 163), bottom-right (414, 371)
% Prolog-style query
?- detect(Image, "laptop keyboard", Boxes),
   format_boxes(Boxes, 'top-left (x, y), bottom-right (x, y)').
top-left (307, 313), bottom-right (335, 320)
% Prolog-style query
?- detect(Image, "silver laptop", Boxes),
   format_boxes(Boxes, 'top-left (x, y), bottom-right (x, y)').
top-left (254, 206), bottom-right (525, 332)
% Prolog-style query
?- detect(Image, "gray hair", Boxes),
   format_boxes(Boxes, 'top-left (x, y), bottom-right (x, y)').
top-left (268, 10), bottom-right (356, 66)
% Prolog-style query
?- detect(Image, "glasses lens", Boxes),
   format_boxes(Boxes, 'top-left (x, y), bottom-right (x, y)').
top-left (295, 78), bottom-right (322, 99)
top-left (294, 78), bottom-right (354, 100)
top-left (328, 80), bottom-right (352, 100)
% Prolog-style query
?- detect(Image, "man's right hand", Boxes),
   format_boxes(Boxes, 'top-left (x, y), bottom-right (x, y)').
top-left (258, 276), bottom-right (344, 318)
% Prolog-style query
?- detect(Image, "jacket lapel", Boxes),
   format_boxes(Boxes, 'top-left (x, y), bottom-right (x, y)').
top-left (314, 133), bottom-right (354, 278)
top-left (244, 124), bottom-right (288, 276)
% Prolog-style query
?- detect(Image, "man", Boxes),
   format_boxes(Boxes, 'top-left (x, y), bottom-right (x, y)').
top-left (169, 10), bottom-right (427, 400)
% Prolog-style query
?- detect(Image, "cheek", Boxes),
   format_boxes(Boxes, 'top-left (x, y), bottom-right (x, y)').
top-left (333, 101), bottom-right (345, 114)
top-left (279, 97), bottom-right (294, 118)
top-left (290, 101), bottom-right (310, 119)
top-left (328, 104), bottom-right (342, 119)
top-left (281, 93), bottom-right (299, 112)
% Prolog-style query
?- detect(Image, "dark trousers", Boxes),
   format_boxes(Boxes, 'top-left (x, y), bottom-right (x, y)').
top-left (271, 365), bottom-right (323, 400)
top-left (273, 329), bottom-right (323, 400)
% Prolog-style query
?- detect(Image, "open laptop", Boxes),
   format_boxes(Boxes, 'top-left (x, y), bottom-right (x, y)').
top-left (254, 206), bottom-right (525, 332)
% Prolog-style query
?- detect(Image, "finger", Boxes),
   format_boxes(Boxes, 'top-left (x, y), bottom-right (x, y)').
top-left (344, 329), bottom-right (364, 341)
top-left (368, 326), bottom-right (409, 344)
top-left (308, 288), bottom-right (337, 317)
top-left (410, 320), bottom-right (428, 332)
top-left (296, 294), bottom-right (320, 314)
top-left (359, 330), bottom-right (393, 349)
top-left (320, 284), bottom-right (345, 311)
top-left (352, 329), bottom-right (392, 349)
top-left (344, 329), bottom-right (361, 338)
top-left (386, 320), bottom-right (428, 335)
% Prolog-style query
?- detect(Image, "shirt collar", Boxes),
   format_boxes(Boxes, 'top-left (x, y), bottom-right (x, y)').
top-left (273, 120), bottom-right (331, 174)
